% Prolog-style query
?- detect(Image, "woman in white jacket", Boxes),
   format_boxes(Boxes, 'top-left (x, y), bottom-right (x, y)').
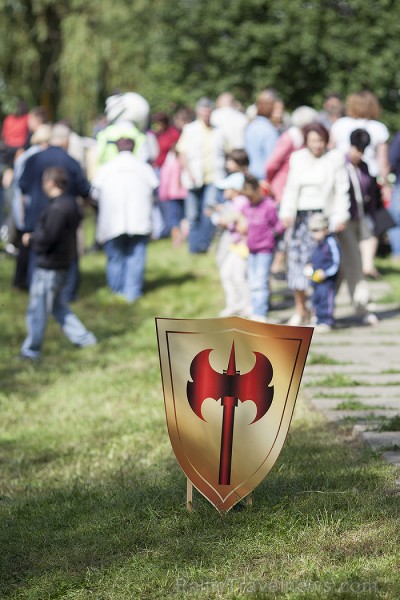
top-left (280, 123), bottom-right (350, 325)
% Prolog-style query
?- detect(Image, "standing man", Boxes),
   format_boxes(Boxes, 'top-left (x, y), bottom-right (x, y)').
top-left (210, 92), bottom-right (248, 151)
top-left (19, 124), bottom-right (91, 300)
top-left (244, 89), bottom-right (280, 180)
top-left (176, 98), bottom-right (226, 253)
top-left (92, 138), bottom-right (158, 302)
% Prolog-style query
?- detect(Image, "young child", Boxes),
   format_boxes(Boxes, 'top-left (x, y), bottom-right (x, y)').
top-left (214, 172), bottom-right (251, 317)
top-left (20, 167), bottom-right (96, 360)
top-left (240, 175), bottom-right (283, 322)
top-left (305, 212), bottom-right (341, 332)
top-left (225, 149), bottom-right (249, 175)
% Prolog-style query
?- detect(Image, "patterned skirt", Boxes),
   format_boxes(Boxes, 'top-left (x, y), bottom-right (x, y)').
top-left (287, 210), bottom-right (320, 291)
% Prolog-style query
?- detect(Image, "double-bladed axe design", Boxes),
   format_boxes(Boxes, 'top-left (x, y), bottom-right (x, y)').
top-left (187, 341), bottom-right (274, 485)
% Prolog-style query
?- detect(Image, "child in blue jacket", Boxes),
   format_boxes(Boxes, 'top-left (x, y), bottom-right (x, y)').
top-left (305, 213), bottom-right (341, 332)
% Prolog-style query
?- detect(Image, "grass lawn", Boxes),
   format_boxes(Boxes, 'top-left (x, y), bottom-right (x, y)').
top-left (1, 236), bottom-right (399, 600)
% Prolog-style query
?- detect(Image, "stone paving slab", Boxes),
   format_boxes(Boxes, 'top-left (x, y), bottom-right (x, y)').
top-left (322, 409), bottom-right (399, 423)
top-left (356, 431), bottom-right (400, 451)
top-left (272, 278), bottom-right (400, 468)
top-left (382, 451), bottom-right (400, 466)
top-left (304, 364), bottom-right (399, 374)
top-left (310, 398), bottom-right (400, 411)
top-left (307, 386), bottom-right (400, 400)
top-left (310, 331), bottom-right (399, 344)
top-left (305, 373), bottom-right (400, 385)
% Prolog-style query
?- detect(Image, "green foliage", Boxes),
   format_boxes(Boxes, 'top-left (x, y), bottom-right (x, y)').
top-left (2, 0), bottom-right (400, 131)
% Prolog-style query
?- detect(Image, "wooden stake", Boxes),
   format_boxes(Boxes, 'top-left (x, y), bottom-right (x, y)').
top-left (186, 478), bottom-right (193, 512)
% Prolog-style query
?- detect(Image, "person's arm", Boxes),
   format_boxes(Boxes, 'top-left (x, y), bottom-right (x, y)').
top-left (279, 154), bottom-right (300, 226)
top-left (18, 154), bottom-right (35, 194)
top-left (389, 133), bottom-right (400, 172)
top-left (265, 132), bottom-right (292, 181)
top-left (73, 163), bottom-right (91, 199)
top-left (176, 128), bottom-right (196, 186)
top-left (376, 142), bottom-right (392, 202)
top-left (331, 155), bottom-right (350, 232)
top-left (324, 237), bottom-right (341, 278)
top-left (376, 142), bottom-right (390, 182)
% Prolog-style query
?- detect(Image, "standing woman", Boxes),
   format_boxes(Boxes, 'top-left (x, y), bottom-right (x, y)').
top-left (330, 91), bottom-right (391, 278)
top-left (280, 123), bottom-right (350, 325)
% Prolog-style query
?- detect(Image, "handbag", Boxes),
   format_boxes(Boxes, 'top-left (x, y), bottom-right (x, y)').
top-left (373, 207), bottom-right (396, 237)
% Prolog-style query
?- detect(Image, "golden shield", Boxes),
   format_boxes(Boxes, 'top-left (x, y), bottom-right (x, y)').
top-left (156, 317), bottom-right (313, 513)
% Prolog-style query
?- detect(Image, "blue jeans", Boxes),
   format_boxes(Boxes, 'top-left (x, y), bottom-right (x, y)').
top-left (21, 268), bottom-right (96, 359)
top-left (103, 234), bottom-right (148, 302)
top-left (388, 184), bottom-right (400, 256)
top-left (247, 252), bottom-right (273, 317)
top-left (312, 279), bottom-right (336, 326)
top-left (28, 249), bottom-right (80, 302)
top-left (185, 185), bottom-right (218, 253)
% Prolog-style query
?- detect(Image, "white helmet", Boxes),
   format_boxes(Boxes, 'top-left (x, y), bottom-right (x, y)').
top-left (105, 92), bottom-right (150, 130)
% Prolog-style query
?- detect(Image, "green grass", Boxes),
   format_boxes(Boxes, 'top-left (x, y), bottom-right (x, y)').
top-left (375, 257), bottom-right (400, 305)
top-left (1, 238), bottom-right (400, 599)
top-left (306, 374), bottom-right (365, 388)
top-left (306, 353), bottom-right (343, 366)
top-left (335, 400), bottom-right (383, 411)
top-left (379, 415), bottom-right (400, 432)
top-left (313, 392), bottom-right (360, 400)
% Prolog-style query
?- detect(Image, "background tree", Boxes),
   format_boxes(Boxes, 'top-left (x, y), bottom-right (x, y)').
top-left (1, 0), bottom-right (400, 132)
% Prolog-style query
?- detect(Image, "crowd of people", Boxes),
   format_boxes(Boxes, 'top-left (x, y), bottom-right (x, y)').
top-left (1, 87), bottom-right (400, 356)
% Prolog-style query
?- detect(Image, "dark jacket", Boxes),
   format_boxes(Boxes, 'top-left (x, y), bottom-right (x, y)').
top-left (389, 131), bottom-right (400, 180)
top-left (345, 156), bottom-right (381, 221)
top-left (311, 234), bottom-right (341, 280)
top-left (33, 193), bottom-right (82, 270)
top-left (19, 146), bottom-right (91, 231)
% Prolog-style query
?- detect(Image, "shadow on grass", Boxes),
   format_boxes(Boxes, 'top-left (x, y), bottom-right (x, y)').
top-left (144, 273), bottom-right (197, 294)
top-left (0, 420), bottom-right (398, 599)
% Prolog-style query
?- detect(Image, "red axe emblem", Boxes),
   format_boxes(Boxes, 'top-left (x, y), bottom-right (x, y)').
top-left (187, 341), bottom-right (274, 485)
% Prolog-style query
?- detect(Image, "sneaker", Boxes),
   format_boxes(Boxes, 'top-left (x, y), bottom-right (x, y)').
top-left (219, 307), bottom-right (237, 317)
top-left (287, 313), bottom-right (307, 326)
top-left (250, 314), bottom-right (268, 323)
top-left (76, 333), bottom-right (97, 348)
top-left (362, 313), bottom-right (379, 326)
top-left (314, 323), bottom-right (332, 333)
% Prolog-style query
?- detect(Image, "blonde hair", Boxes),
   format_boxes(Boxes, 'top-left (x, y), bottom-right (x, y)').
top-left (345, 91), bottom-right (381, 120)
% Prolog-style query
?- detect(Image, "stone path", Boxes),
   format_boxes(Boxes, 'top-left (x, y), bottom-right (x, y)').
top-left (270, 277), bottom-right (400, 468)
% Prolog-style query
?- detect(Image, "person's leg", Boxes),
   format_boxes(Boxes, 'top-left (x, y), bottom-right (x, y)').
top-left (103, 236), bottom-right (125, 293)
top-left (314, 280), bottom-right (335, 326)
top-left (59, 256), bottom-right (80, 303)
top-left (359, 235), bottom-right (379, 277)
top-left (248, 252), bottom-right (273, 318)
top-left (122, 235), bottom-right (148, 302)
top-left (52, 270), bottom-right (97, 347)
top-left (219, 251), bottom-right (240, 315)
top-left (169, 199), bottom-right (185, 246)
top-left (387, 184), bottom-right (400, 257)
top-left (200, 184), bottom-right (217, 250)
top-left (13, 229), bottom-right (30, 290)
top-left (20, 268), bottom-right (51, 359)
top-left (158, 201), bottom-right (171, 238)
top-left (292, 290), bottom-right (308, 322)
top-left (337, 223), bottom-right (370, 314)
top-left (230, 252), bottom-right (251, 315)
top-left (186, 185), bottom-right (216, 253)
top-left (185, 188), bottom-right (203, 253)
top-left (286, 212), bottom-right (314, 323)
